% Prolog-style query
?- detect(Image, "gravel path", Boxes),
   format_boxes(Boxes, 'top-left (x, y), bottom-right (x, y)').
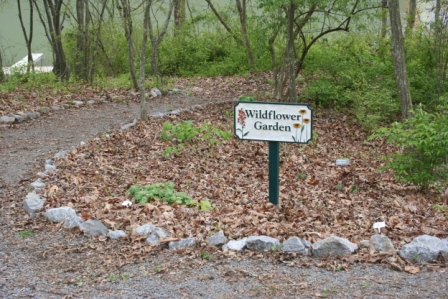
top-left (0, 95), bottom-right (447, 299)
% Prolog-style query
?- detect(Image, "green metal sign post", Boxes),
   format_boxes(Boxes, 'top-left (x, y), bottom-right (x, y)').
top-left (234, 101), bottom-right (313, 205)
top-left (268, 141), bottom-right (280, 205)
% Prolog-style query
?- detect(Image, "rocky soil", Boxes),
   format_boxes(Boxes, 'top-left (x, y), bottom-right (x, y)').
top-left (0, 91), bottom-right (447, 298)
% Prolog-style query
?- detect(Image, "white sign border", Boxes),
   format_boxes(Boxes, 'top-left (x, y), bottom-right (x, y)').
top-left (234, 101), bottom-right (313, 144)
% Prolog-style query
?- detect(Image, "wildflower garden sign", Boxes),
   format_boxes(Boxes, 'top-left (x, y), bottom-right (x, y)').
top-left (234, 101), bottom-right (313, 205)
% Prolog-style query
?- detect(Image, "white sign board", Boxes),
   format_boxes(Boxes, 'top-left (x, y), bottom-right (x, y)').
top-left (234, 101), bottom-right (313, 143)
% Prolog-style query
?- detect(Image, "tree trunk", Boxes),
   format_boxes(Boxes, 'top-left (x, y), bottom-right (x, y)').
top-left (236, 0), bottom-right (255, 68)
top-left (174, 0), bottom-right (185, 33)
top-left (119, 0), bottom-right (138, 89)
top-left (435, 0), bottom-right (441, 25)
top-left (139, 0), bottom-right (151, 121)
top-left (18, 0), bottom-right (34, 73)
top-left (286, 2), bottom-right (297, 103)
top-left (388, 0), bottom-right (413, 119)
top-left (0, 49), bottom-right (4, 82)
top-left (75, 0), bottom-right (89, 81)
top-left (33, 0), bottom-right (69, 81)
top-left (148, 0), bottom-right (174, 76)
top-left (204, 0), bottom-right (255, 69)
top-left (381, 0), bottom-right (387, 38)
top-left (405, 0), bottom-right (417, 35)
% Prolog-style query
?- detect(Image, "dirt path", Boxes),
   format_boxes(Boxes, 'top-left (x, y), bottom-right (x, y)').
top-left (0, 95), bottom-right (447, 298)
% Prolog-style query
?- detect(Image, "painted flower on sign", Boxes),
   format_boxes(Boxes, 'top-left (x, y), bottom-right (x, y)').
top-left (236, 109), bottom-right (249, 137)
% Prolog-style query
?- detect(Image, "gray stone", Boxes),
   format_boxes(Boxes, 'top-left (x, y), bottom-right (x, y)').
top-left (400, 235), bottom-right (443, 263)
top-left (121, 119), bottom-right (137, 131)
top-left (153, 227), bottom-right (170, 239)
top-left (108, 230), bottom-right (127, 240)
top-left (169, 237), bottom-right (196, 250)
top-left (23, 192), bottom-right (44, 214)
top-left (25, 111), bottom-right (39, 119)
top-left (17, 112), bottom-right (28, 120)
top-left (54, 150), bottom-right (68, 159)
top-left (223, 238), bottom-right (247, 251)
top-left (79, 220), bottom-right (108, 236)
top-left (440, 239), bottom-right (448, 260)
top-left (36, 172), bottom-right (49, 178)
top-left (135, 223), bottom-right (156, 237)
top-left (359, 240), bottom-right (371, 248)
top-left (30, 178), bottom-right (46, 189)
top-left (151, 88), bottom-right (162, 97)
top-left (0, 116), bottom-right (15, 124)
top-left (151, 112), bottom-right (166, 118)
top-left (170, 109), bottom-right (182, 115)
top-left (208, 230), bottom-right (227, 247)
top-left (73, 100), bottom-right (84, 107)
top-left (282, 237), bottom-right (311, 254)
top-left (146, 233), bottom-right (160, 245)
top-left (36, 106), bottom-right (50, 114)
top-left (44, 206), bottom-right (84, 228)
top-left (87, 100), bottom-right (96, 105)
top-left (51, 105), bottom-right (63, 111)
top-left (246, 236), bottom-right (280, 252)
top-left (14, 115), bottom-right (25, 123)
top-left (45, 163), bottom-right (58, 173)
top-left (370, 234), bottom-right (395, 253)
top-left (312, 236), bottom-right (358, 258)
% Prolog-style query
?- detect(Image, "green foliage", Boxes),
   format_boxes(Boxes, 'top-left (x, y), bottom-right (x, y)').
top-left (127, 181), bottom-right (192, 205)
top-left (369, 105), bottom-right (448, 191)
top-left (18, 230), bottom-right (34, 238)
top-left (200, 252), bottom-right (213, 261)
top-left (347, 87), bottom-right (400, 131)
top-left (161, 120), bottom-right (232, 157)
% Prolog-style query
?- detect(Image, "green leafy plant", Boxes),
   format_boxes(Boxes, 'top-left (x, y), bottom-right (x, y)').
top-left (161, 120), bottom-right (232, 157)
top-left (18, 230), bottom-right (34, 238)
top-left (127, 182), bottom-right (192, 205)
top-left (369, 104), bottom-right (448, 191)
top-left (200, 252), bottom-right (213, 261)
top-left (271, 243), bottom-right (283, 251)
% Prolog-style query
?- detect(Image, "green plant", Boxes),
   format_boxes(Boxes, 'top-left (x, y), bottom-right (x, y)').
top-left (369, 104), bottom-right (448, 191)
top-left (18, 230), bottom-right (34, 238)
top-left (198, 200), bottom-right (212, 211)
top-left (154, 266), bottom-right (162, 273)
top-left (271, 243), bottom-right (283, 251)
top-left (127, 182), bottom-right (192, 205)
top-left (200, 252), bottom-right (213, 261)
top-left (297, 172), bottom-right (307, 180)
top-left (161, 120), bottom-right (232, 157)
top-left (108, 274), bottom-right (118, 282)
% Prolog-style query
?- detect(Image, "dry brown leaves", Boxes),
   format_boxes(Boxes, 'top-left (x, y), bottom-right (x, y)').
top-left (37, 100), bottom-right (448, 267)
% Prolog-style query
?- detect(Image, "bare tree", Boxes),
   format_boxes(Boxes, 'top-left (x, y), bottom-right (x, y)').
top-left (0, 49), bottom-right (4, 82)
top-left (74, 0), bottom-right (89, 81)
top-left (388, 0), bottom-right (413, 119)
top-left (148, 0), bottom-right (174, 77)
top-left (204, 0), bottom-right (255, 68)
top-left (405, 0), bottom-right (417, 35)
top-left (174, 0), bottom-right (186, 33)
top-left (381, 0), bottom-right (387, 38)
top-left (17, 0), bottom-right (34, 73)
top-left (118, 0), bottom-right (138, 89)
top-left (139, 0), bottom-right (151, 121)
top-left (33, 0), bottom-right (69, 81)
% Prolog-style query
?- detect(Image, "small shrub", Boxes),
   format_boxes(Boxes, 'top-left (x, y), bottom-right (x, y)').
top-left (369, 104), bottom-right (448, 191)
top-left (127, 181), bottom-right (192, 205)
top-left (161, 120), bottom-right (232, 157)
